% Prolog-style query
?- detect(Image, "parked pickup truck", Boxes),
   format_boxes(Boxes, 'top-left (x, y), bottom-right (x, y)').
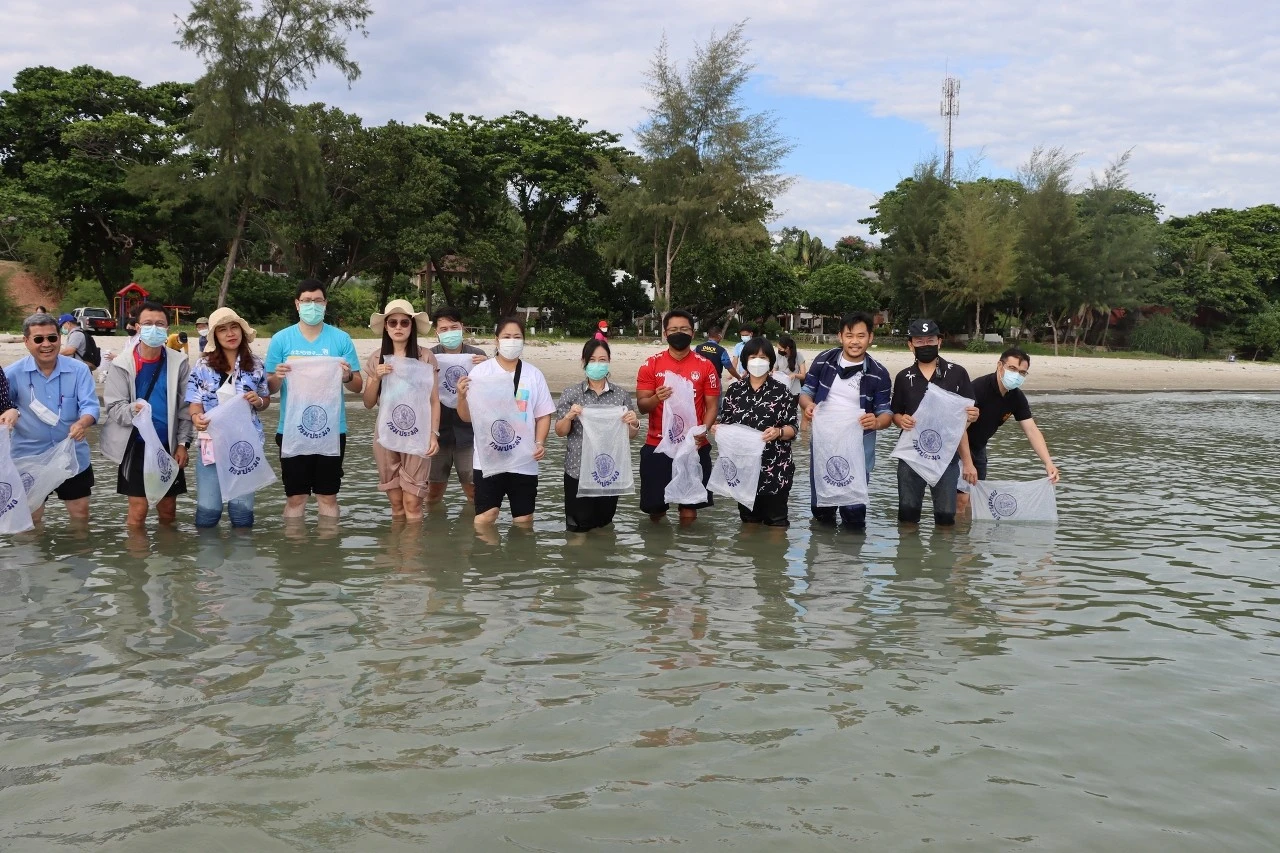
top-left (73, 307), bottom-right (116, 334)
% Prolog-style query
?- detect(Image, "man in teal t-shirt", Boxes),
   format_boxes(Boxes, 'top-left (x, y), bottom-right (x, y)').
top-left (265, 279), bottom-right (362, 519)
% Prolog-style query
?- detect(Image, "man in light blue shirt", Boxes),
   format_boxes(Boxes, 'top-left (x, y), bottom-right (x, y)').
top-left (265, 279), bottom-right (362, 519)
top-left (4, 313), bottom-right (100, 522)
top-left (731, 322), bottom-right (756, 377)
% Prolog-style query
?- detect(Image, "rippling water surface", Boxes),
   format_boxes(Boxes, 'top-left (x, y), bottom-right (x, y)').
top-left (1, 392), bottom-right (1278, 851)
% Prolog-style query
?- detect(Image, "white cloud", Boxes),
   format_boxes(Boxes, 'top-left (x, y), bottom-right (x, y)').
top-left (773, 178), bottom-right (881, 245)
top-left (4, 0), bottom-right (1278, 230)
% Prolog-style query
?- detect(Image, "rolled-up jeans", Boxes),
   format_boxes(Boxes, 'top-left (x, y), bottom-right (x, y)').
top-left (195, 458), bottom-right (255, 528)
top-left (897, 455), bottom-right (960, 526)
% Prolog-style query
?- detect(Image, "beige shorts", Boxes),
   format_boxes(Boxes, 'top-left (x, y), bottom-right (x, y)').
top-left (372, 442), bottom-right (430, 497)
top-left (427, 443), bottom-right (474, 486)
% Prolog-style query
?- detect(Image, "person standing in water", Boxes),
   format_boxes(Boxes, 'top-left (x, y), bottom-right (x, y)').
top-left (363, 300), bottom-right (441, 521)
top-left (426, 307), bottom-right (487, 505)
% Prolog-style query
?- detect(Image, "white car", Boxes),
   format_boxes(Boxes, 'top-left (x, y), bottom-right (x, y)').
top-left (72, 307), bottom-right (116, 334)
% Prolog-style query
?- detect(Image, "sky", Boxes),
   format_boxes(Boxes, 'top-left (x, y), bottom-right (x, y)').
top-left (5, 0), bottom-right (1278, 244)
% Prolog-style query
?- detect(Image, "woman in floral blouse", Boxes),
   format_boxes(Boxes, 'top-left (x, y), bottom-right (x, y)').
top-left (716, 336), bottom-right (798, 527)
top-left (185, 307), bottom-right (270, 528)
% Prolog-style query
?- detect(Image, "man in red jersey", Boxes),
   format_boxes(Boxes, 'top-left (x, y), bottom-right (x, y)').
top-left (636, 309), bottom-right (720, 522)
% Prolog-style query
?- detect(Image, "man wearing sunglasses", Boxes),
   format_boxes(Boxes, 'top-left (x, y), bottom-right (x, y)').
top-left (957, 346), bottom-right (1060, 514)
top-left (3, 313), bottom-right (100, 522)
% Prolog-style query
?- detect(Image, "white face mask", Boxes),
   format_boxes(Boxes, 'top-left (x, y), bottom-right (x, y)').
top-left (746, 358), bottom-right (771, 377)
top-left (497, 339), bottom-right (524, 360)
top-left (29, 396), bottom-right (61, 426)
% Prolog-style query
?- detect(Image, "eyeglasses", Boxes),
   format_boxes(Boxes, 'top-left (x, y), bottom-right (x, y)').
top-left (385, 317), bottom-right (412, 329)
top-left (298, 298), bottom-right (326, 305)
top-left (1002, 363), bottom-right (1030, 377)
top-left (29, 335), bottom-right (59, 344)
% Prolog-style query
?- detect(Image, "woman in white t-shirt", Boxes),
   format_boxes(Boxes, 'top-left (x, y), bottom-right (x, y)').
top-left (775, 336), bottom-right (808, 396)
top-left (456, 317), bottom-right (555, 526)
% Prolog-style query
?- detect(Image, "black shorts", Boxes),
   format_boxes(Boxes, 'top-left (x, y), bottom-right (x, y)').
top-left (116, 439), bottom-right (187, 499)
top-left (639, 443), bottom-right (713, 515)
top-left (739, 488), bottom-right (790, 527)
top-left (474, 470), bottom-right (539, 517)
top-left (53, 466), bottom-right (94, 502)
top-left (276, 433), bottom-right (347, 496)
top-left (564, 474), bottom-right (620, 532)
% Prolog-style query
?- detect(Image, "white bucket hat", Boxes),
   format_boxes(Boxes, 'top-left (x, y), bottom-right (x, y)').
top-left (203, 307), bottom-right (256, 353)
top-left (370, 299), bottom-right (431, 336)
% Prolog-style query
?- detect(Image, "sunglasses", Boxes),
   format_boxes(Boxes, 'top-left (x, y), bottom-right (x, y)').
top-left (29, 334), bottom-right (59, 344)
top-left (385, 317), bottom-right (413, 329)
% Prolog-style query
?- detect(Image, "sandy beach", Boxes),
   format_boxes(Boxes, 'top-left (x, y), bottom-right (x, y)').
top-left (3, 335), bottom-right (1278, 394)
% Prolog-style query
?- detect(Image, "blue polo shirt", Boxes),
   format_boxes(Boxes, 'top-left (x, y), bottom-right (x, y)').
top-left (264, 323), bottom-right (360, 435)
top-left (3, 355), bottom-right (100, 473)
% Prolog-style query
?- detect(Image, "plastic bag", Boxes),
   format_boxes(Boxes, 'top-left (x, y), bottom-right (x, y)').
top-left (770, 369), bottom-right (791, 389)
top-left (663, 427), bottom-right (709, 505)
top-left (577, 405), bottom-right (634, 497)
top-left (891, 384), bottom-right (971, 486)
top-left (969, 478), bottom-right (1058, 523)
top-left (654, 373), bottom-right (698, 458)
top-left (707, 423), bottom-right (765, 508)
top-left (0, 427), bottom-right (35, 534)
top-left (280, 356), bottom-right (343, 458)
top-left (469, 374), bottom-right (535, 475)
top-left (204, 395), bottom-right (276, 503)
top-left (132, 400), bottom-right (178, 505)
top-left (377, 356), bottom-right (435, 457)
top-left (436, 353), bottom-right (474, 410)
top-left (12, 437), bottom-right (79, 512)
top-left (811, 388), bottom-right (869, 508)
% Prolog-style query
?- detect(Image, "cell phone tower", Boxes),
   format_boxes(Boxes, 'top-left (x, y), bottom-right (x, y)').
top-left (941, 76), bottom-right (960, 185)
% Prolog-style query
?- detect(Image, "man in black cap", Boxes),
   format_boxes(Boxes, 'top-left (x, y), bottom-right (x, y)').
top-left (890, 318), bottom-right (979, 526)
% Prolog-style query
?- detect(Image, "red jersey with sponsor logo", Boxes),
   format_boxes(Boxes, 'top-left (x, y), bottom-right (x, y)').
top-left (635, 348), bottom-right (720, 447)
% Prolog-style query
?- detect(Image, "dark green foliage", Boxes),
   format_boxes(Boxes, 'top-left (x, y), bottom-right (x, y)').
top-left (1130, 314), bottom-right (1205, 358)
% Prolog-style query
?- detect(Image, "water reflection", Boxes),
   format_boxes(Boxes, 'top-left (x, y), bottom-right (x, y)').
top-left (0, 392), bottom-right (1278, 848)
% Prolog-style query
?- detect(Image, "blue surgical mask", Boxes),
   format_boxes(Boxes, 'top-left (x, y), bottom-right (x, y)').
top-left (138, 324), bottom-right (168, 348)
top-left (298, 303), bottom-right (326, 326)
top-left (438, 329), bottom-right (464, 350)
top-left (585, 362), bottom-right (610, 381)
top-left (1001, 370), bottom-right (1026, 391)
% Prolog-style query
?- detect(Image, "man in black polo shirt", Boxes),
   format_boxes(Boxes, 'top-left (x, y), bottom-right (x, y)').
top-left (957, 346), bottom-right (1060, 512)
top-left (890, 318), bottom-right (980, 526)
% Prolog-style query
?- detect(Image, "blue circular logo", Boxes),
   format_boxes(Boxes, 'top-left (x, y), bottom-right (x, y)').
top-left (720, 458), bottom-right (739, 482)
top-left (491, 419), bottom-right (517, 446)
top-left (991, 493), bottom-right (1019, 518)
top-left (443, 364), bottom-right (467, 393)
top-left (391, 404), bottom-right (416, 431)
top-left (229, 440), bottom-right (256, 470)
top-left (301, 405), bottom-right (329, 434)
top-left (825, 456), bottom-right (850, 482)
top-left (20, 471), bottom-right (35, 492)
top-left (593, 453), bottom-right (616, 480)
top-left (156, 449), bottom-right (174, 482)
top-left (0, 482), bottom-right (12, 506)
top-left (668, 413), bottom-right (687, 441)
top-left (918, 429), bottom-right (943, 455)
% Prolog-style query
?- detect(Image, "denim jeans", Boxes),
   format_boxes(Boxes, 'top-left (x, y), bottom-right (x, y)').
top-left (896, 456), bottom-right (960, 525)
top-left (811, 432), bottom-right (877, 527)
top-left (195, 457), bottom-right (255, 527)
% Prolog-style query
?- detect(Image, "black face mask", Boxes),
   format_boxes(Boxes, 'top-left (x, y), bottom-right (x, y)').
top-left (667, 332), bottom-right (692, 351)
top-left (914, 344), bottom-right (939, 364)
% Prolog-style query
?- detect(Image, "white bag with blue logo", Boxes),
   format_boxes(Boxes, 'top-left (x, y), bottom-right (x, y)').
top-left (663, 428), bottom-right (709, 506)
top-left (436, 354), bottom-right (473, 410)
top-left (707, 423), bottom-right (765, 508)
top-left (204, 394), bottom-right (276, 503)
top-left (469, 374), bottom-right (534, 475)
top-left (576, 405), bottom-right (634, 497)
top-left (0, 426), bottom-right (35, 534)
top-left (13, 437), bottom-right (79, 512)
top-left (969, 478), bottom-right (1058, 523)
top-left (376, 356), bottom-right (434, 457)
top-left (131, 401), bottom-right (178, 505)
top-left (811, 389), bottom-right (869, 508)
top-left (654, 373), bottom-right (698, 458)
top-left (280, 356), bottom-right (343, 458)
top-left (891, 384), bottom-right (971, 486)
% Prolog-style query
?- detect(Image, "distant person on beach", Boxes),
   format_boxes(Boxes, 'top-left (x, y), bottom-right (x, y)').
top-left (58, 313), bottom-right (87, 362)
top-left (956, 347), bottom-right (1060, 516)
top-left (731, 323), bottom-right (756, 376)
top-left (696, 324), bottom-right (741, 384)
top-left (594, 320), bottom-right (609, 342)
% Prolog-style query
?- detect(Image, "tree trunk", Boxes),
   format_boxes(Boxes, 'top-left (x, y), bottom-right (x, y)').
top-left (974, 301), bottom-right (982, 339)
top-left (1047, 315), bottom-right (1060, 356)
top-left (217, 199), bottom-right (251, 309)
top-left (377, 271), bottom-right (394, 310)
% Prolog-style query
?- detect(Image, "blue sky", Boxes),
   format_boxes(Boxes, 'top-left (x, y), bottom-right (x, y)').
top-left (4, 0), bottom-right (1278, 243)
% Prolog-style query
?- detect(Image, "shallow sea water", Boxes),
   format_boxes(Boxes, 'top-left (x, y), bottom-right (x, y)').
top-left (1, 391), bottom-right (1278, 851)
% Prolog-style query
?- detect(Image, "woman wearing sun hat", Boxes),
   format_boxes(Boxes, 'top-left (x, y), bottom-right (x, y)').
top-left (362, 299), bottom-right (441, 521)
top-left (185, 307), bottom-right (271, 527)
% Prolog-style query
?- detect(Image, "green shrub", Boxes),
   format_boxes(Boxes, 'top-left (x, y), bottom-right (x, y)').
top-left (328, 284), bottom-right (379, 328)
top-left (0, 271), bottom-right (23, 331)
top-left (762, 318), bottom-right (783, 339)
top-left (1129, 314), bottom-right (1205, 359)
top-left (965, 337), bottom-right (990, 354)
